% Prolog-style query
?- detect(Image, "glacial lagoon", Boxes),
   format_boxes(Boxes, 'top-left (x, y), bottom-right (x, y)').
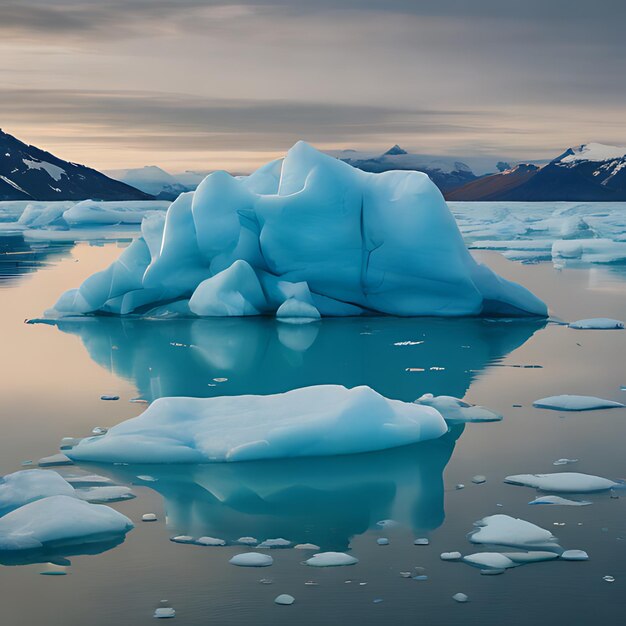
top-left (0, 228), bottom-right (624, 625)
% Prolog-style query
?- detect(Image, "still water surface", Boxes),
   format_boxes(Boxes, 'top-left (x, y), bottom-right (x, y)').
top-left (0, 241), bottom-right (624, 625)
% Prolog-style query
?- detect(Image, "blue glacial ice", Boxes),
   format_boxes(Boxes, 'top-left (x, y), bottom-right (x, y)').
top-left (65, 385), bottom-right (448, 463)
top-left (48, 142), bottom-right (546, 318)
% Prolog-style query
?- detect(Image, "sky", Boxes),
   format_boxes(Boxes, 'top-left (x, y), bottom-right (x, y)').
top-left (1, 0), bottom-right (625, 173)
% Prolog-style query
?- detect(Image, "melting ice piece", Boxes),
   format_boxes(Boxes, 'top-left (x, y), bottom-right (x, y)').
top-left (561, 550), bottom-right (589, 561)
top-left (258, 538), bottom-right (291, 549)
top-left (38, 453), bottom-right (73, 467)
top-left (553, 458), bottom-right (578, 466)
top-left (229, 552), bottom-right (273, 567)
top-left (414, 538), bottom-right (429, 546)
top-left (468, 515), bottom-right (560, 550)
top-left (142, 513), bottom-right (157, 522)
top-left (0, 470), bottom-right (75, 515)
top-left (569, 318), bottom-right (623, 330)
top-left (196, 536), bottom-right (226, 546)
top-left (65, 385), bottom-right (448, 464)
top-left (529, 495), bottom-right (592, 506)
top-left (505, 473), bottom-right (618, 493)
top-left (170, 535), bottom-right (195, 544)
top-left (305, 552), bottom-right (358, 567)
top-left (533, 395), bottom-right (624, 411)
top-left (452, 593), bottom-right (469, 603)
top-left (377, 538), bottom-right (389, 545)
top-left (415, 394), bottom-right (502, 423)
top-left (154, 607), bottom-right (176, 619)
top-left (274, 594), bottom-right (295, 606)
top-left (75, 486), bottom-right (135, 503)
top-left (0, 495), bottom-right (133, 551)
top-left (294, 543), bottom-right (320, 550)
top-left (463, 553), bottom-right (516, 570)
top-left (237, 537), bottom-right (259, 546)
top-left (472, 475), bottom-right (487, 484)
top-left (440, 552), bottom-right (462, 561)
top-left (64, 474), bottom-right (115, 486)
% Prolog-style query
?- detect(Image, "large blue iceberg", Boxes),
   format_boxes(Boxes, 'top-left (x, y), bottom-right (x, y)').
top-left (50, 142), bottom-right (546, 318)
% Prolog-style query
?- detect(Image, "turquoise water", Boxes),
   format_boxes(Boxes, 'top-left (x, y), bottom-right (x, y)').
top-left (0, 240), bottom-right (624, 625)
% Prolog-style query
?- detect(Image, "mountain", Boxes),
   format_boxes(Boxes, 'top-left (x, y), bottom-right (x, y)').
top-left (0, 129), bottom-right (152, 201)
top-left (332, 146), bottom-right (478, 193)
top-left (448, 143), bottom-right (626, 201)
top-left (105, 165), bottom-right (189, 200)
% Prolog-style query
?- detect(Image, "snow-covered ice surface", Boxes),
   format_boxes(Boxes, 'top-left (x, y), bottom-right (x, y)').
top-left (504, 473), bottom-right (618, 493)
top-left (229, 553), bottom-right (273, 567)
top-left (568, 318), bottom-right (624, 330)
top-left (47, 142), bottom-right (546, 319)
top-left (65, 385), bottom-right (448, 463)
top-left (532, 395), bottom-right (624, 410)
top-left (0, 470), bottom-right (74, 515)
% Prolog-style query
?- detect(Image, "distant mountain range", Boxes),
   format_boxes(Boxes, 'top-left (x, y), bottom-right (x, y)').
top-left (447, 143), bottom-right (626, 201)
top-left (331, 145), bottom-right (479, 193)
top-left (0, 129), bottom-right (151, 201)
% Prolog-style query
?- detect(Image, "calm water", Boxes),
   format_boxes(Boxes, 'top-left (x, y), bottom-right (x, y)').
top-left (0, 239), bottom-right (624, 625)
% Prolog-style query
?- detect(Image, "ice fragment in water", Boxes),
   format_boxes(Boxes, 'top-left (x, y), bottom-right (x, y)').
top-left (229, 553), bottom-right (273, 567)
top-left (258, 538), bottom-right (291, 549)
top-left (39, 563), bottom-right (68, 576)
top-left (529, 495), bottom-right (591, 506)
top-left (505, 472), bottom-right (617, 493)
top-left (533, 395), bottom-right (624, 411)
top-left (416, 394), bottom-right (502, 423)
top-left (294, 543), bottom-right (320, 550)
top-left (468, 515), bottom-right (560, 550)
top-left (170, 535), bottom-right (195, 544)
top-left (196, 536), bottom-right (226, 546)
top-left (568, 318), bottom-right (623, 330)
top-left (553, 458), bottom-right (578, 466)
top-left (274, 594), bottom-right (295, 606)
top-left (561, 550), bottom-right (589, 561)
top-left (237, 537), bottom-right (258, 545)
top-left (75, 485), bottom-right (135, 503)
top-left (414, 538), bottom-right (429, 545)
top-left (153, 607), bottom-right (175, 619)
top-left (603, 575), bottom-right (615, 582)
top-left (453, 593), bottom-right (469, 603)
top-left (305, 552), bottom-right (358, 567)
top-left (38, 453), bottom-right (73, 467)
top-left (142, 513), bottom-right (158, 522)
top-left (100, 395), bottom-right (119, 401)
top-left (377, 538), bottom-right (389, 545)
top-left (92, 427), bottom-right (108, 436)
top-left (440, 552), bottom-right (462, 561)
top-left (472, 475), bottom-right (487, 484)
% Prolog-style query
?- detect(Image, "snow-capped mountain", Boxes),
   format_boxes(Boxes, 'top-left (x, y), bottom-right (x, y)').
top-left (0, 129), bottom-right (152, 201)
top-left (105, 165), bottom-right (190, 200)
top-left (448, 143), bottom-right (626, 201)
top-left (331, 145), bottom-right (478, 193)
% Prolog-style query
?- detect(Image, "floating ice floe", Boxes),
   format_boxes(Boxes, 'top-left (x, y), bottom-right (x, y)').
top-left (415, 394), bottom-right (502, 423)
top-left (452, 593), bottom-right (469, 603)
top-left (196, 536), bottom-right (226, 546)
top-left (377, 538), bottom-right (389, 546)
top-left (414, 538), bottom-right (429, 546)
top-left (229, 552), bottom-right (273, 567)
top-left (64, 474), bottom-right (115, 486)
top-left (142, 513), bottom-right (157, 522)
top-left (38, 453), bottom-right (73, 467)
top-left (154, 607), bottom-right (176, 619)
top-left (505, 473), bottom-right (618, 493)
top-left (236, 537), bottom-right (258, 546)
top-left (39, 563), bottom-right (68, 576)
top-left (461, 551), bottom-right (558, 571)
top-left (0, 495), bottom-right (133, 551)
top-left (170, 535), bottom-right (195, 544)
top-left (533, 395), bottom-right (624, 411)
top-left (561, 550), bottom-right (589, 561)
top-left (440, 551), bottom-right (462, 561)
top-left (48, 142), bottom-right (546, 319)
top-left (100, 395), bottom-right (119, 401)
top-left (468, 515), bottom-right (560, 551)
top-left (0, 470), bottom-right (75, 515)
top-left (529, 495), bottom-right (592, 506)
top-left (305, 552), bottom-right (358, 567)
top-left (472, 475), bottom-right (487, 484)
top-left (75, 485), bottom-right (135, 503)
top-left (257, 538), bottom-right (291, 549)
top-left (568, 318), bottom-right (624, 330)
top-left (274, 594), bottom-right (295, 606)
top-left (65, 385), bottom-right (448, 463)
top-left (294, 543), bottom-right (320, 550)
top-left (553, 458), bottom-right (578, 466)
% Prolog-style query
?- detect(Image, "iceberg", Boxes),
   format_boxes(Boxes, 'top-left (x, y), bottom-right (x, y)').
top-left (0, 470), bottom-right (75, 515)
top-left (0, 495), bottom-right (133, 551)
top-left (504, 472), bottom-right (618, 493)
top-left (48, 142), bottom-right (547, 319)
top-left (65, 385), bottom-right (448, 463)
top-left (533, 395), bottom-right (624, 410)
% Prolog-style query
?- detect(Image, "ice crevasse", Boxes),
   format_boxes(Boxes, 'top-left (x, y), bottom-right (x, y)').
top-left (49, 142), bottom-right (547, 319)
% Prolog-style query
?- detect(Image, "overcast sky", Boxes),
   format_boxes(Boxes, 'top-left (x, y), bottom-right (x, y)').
top-left (1, 0), bottom-right (624, 172)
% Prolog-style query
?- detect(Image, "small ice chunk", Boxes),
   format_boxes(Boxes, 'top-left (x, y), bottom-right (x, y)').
top-left (92, 427), bottom-right (108, 436)
top-left (502, 551), bottom-right (559, 564)
top-left (229, 552), bottom-right (273, 567)
top-left (60, 437), bottom-right (81, 449)
top-left (529, 495), bottom-right (591, 506)
top-left (413, 574), bottom-right (428, 581)
top-left (170, 535), bottom-right (195, 544)
top-left (237, 537), bottom-right (259, 545)
top-left (137, 475), bottom-right (157, 482)
top-left (553, 458), bottom-right (578, 466)
top-left (294, 543), bottom-right (320, 550)
top-left (38, 453), bottom-right (73, 467)
top-left (505, 472), bottom-right (618, 493)
top-left (154, 607), bottom-right (176, 619)
top-left (377, 538), bottom-right (389, 545)
top-left (258, 538), bottom-right (291, 549)
top-left (305, 552), bottom-right (358, 567)
top-left (142, 513), bottom-right (158, 522)
top-left (440, 551), bottom-right (462, 561)
top-left (533, 395), bottom-right (624, 411)
top-left (39, 563), bottom-right (68, 576)
top-left (463, 552), bottom-right (516, 570)
top-left (468, 515), bottom-right (559, 550)
top-left (75, 486), bottom-right (135, 503)
top-left (414, 538), bottom-right (429, 545)
top-left (472, 475), bottom-right (487, 484)
top-left (452, 593), bottom-right (469, 603)
top-left (569, 318), bottom-right (623, 330)
top-left (416, 394), bottom-right (502, 423)
top-left (65, 474), bottom-right (115, 486)
top-left (196, 536), bottom-right (226, 546)
top-left (274, 594), bottom-right (295, 606)
top-left (603, 575), bottom-right (615, 582)
top-left (456, 484), bottom-right (465, 490)
top-left (400, 572), bottom-right (412, 578)
top-left (100, 395), bottom-right (120, 401)
top-left (561, 550), bottom-right (589, 561)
